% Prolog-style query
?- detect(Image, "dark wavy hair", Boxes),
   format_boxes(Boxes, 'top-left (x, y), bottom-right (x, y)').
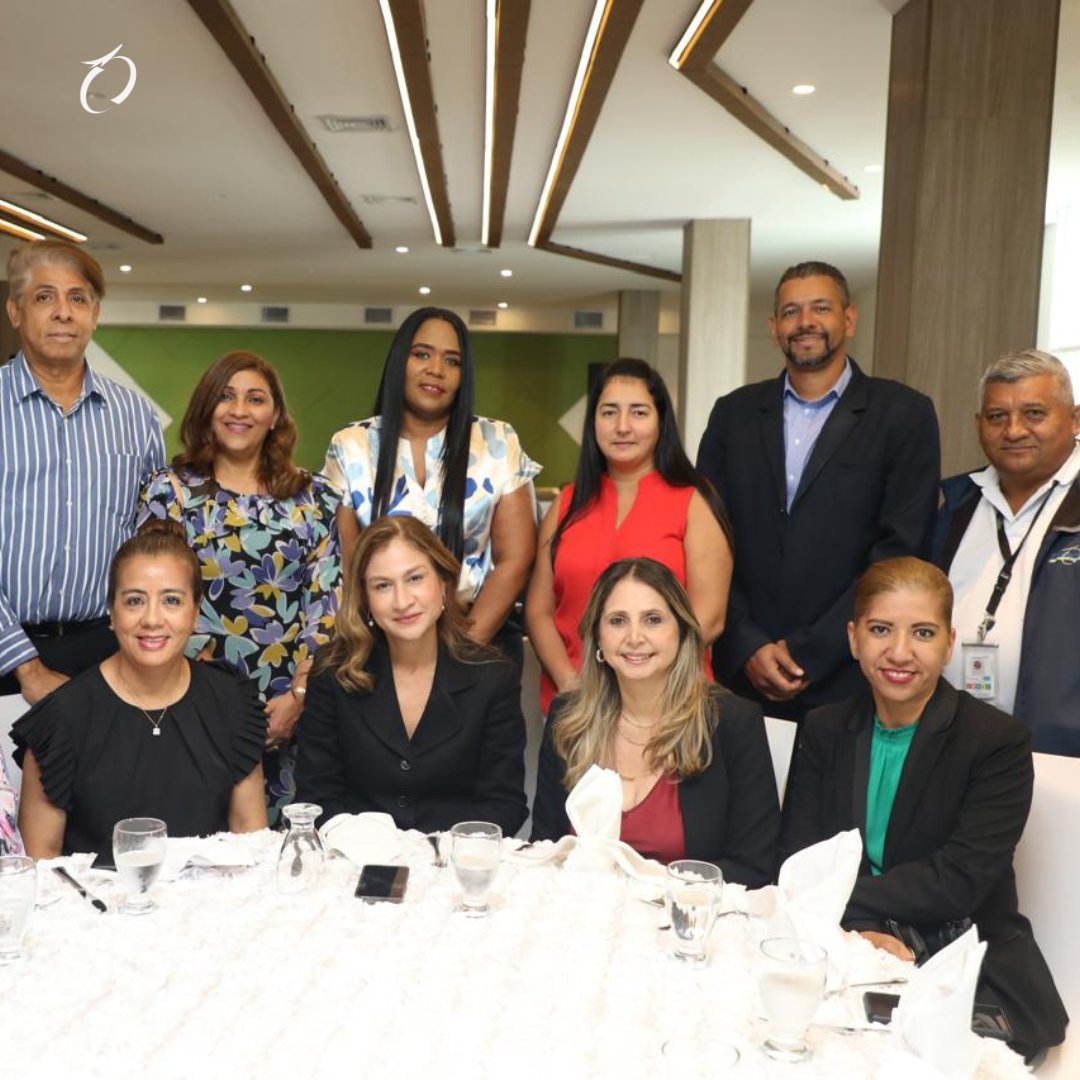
top-left (107, 520), bottom-right (203, 605)
top-left (173, 351), bottom-right (308, 500)
top-left (549, 358), bottom-right (731, 564)
top-left (371, 308), bottom-right (475, 561)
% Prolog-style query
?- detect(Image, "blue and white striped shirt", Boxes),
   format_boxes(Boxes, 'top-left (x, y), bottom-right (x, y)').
top-left (0, 353), bottom-right (165, 675)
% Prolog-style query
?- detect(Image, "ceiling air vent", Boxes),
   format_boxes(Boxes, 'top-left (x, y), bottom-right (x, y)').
top-left (261, 305), bottom-right (290, 324)
top-left (469, 309), bottom-right (497, 327)
top-left (158, 304), bottom-right (186, 322)
top-left (364, 306), bottom-right (394, 325)
top-left (574, 310), bottom-right (604, 330)
top-left (318, 115), bottom-right (395, 134)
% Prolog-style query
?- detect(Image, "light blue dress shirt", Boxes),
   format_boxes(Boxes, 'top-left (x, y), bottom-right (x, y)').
top-left (782, 360), bottom-right (852, 509)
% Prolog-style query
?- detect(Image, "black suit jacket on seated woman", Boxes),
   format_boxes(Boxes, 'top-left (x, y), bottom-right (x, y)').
top-left (531, 691), bottom-right (780, 888)
top-left (781, 678), bottom-right (1067, 1058)
top-left (295, 640), bottom-right (527, 836)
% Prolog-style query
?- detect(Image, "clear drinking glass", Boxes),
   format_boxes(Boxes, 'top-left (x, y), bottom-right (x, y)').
top-left (276, 803), bottom-right (324, 894)
top-left (758, 937), bottom-right (828, 1062)
top-left (450, 821), bottom-right (502, 917)
top-left (0, 856), bottom-right (37, 963)
top-left (113, 817), bottom-right (167, 915)
top-left (666, 859), bottom-right (723, 965)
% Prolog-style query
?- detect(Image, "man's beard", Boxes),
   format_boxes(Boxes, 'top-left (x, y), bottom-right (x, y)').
top-left (781, 331), bottom-right (842, 371)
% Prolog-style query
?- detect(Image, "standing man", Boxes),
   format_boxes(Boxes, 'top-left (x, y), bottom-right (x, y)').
top-left (0, 240), bottom-right (164, 704)
top-left (936, 350), bottom-right (1080, 755)
top-left (697, 261), bottom-right (940, 719)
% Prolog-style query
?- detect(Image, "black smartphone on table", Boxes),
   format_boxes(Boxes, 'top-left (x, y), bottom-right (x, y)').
top-left (863, 992), bottom-right (1013, 1041)
top-left (354, 864), bottom-right (409, 903)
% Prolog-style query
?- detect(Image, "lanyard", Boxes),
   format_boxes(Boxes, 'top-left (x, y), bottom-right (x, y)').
top-left (976, 484), bottom-right (1057, 643)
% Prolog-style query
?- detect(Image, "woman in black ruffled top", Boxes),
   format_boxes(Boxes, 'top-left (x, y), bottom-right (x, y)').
top-left (14, 522), bottom-right (268, 857)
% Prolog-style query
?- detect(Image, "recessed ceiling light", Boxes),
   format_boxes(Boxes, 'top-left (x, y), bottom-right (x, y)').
top-left (792, 84), bottom-right (816, 95)
top-left (418, 286), bottom-right (431, 296)
top-left (119, 264), bottom-right (132, 273)
top-left (197, 297), bottom-right (208, 304)
top-left (240, 284), bottom-right (253, 292)
top-left (864, 164), bottom-right (884, 174)
top-left (500, 269), bottom-right (513, 278)
top-left (395, 245), bottom-right (409, 254)
top-left (497, 302), bottom-right (509, 310)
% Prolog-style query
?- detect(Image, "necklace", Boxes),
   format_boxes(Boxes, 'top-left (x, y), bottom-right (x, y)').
top-left (615, 725), bottom-right (651, 747)
top-left (619, 710), bottom-right (654, 729)
top-left (115, 669), bottom-right (175, 736)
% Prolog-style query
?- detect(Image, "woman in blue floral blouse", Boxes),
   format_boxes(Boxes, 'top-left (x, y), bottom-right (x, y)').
top-left (137, 352), bottom-right (341, 822)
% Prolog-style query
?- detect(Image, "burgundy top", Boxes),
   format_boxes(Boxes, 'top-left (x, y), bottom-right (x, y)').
top-left (620, 776), bottom-right (686, 865)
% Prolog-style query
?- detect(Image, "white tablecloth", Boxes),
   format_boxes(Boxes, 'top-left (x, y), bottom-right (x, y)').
top-left (4, 830), bottom-right (1030, 1079)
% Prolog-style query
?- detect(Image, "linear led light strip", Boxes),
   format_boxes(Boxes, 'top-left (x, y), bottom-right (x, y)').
top-left (0, 198), bottom-right (87, 242)
top-left (481, 0), bottom-right (498, 247)
top-left (527, 0), bottom-right (611, 248)
top-left (668, 0), bottom-right (719, 70)
top-left (379, 0), bottom-right (444, 246)
top-left (0, 218), bottom-right (46, 241)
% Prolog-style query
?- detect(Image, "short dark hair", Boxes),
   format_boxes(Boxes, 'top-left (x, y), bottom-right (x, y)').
top-left (774, 261), bottom-right (851, 311)
top-left (7, 240), bottom-right (106, 304)
top-left (110, 520), bottom-right (202, 605)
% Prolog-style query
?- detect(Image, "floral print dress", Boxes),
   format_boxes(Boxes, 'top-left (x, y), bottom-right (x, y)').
top-left (0, 745), bottom-right (22, 855)
top-left (137, 467), bottom-right (342, 822)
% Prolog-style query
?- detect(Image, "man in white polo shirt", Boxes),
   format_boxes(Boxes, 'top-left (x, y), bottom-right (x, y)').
top-left (935, 349), bottom-right (1080, 755)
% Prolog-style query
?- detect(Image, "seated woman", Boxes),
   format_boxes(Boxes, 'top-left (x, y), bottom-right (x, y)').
top-left (531, 558), bottom-right (779, 887)
top-left (14, 522), bottom-right (268, 857)
top-left (1, 746), bottom-right (22, 855)
top-left (782, 556), bottom-right (1066, 1060)
top-left (294, 515), bottom-right (528, 836)
top-left (527, 358), bottom-right (731, 713)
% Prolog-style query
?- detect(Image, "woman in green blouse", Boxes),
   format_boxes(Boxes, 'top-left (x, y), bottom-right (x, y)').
top-left (781, 557), bottom-right (1066, 1060)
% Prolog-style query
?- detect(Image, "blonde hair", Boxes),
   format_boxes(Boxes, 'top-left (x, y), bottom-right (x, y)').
top-left (316, 515), bottom-right (478, 692)
top-left (853, 557), bottom-right (953, 625)
top-left (553, 558), bottom-right (718, 790)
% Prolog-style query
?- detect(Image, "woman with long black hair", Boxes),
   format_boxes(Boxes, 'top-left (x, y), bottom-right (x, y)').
top-left (324, 308), bottom-right (541, 661)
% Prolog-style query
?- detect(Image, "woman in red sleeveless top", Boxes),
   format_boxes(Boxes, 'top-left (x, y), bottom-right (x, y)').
top-left (526, 359), bottom-right (733, 713)
top-left (530, 558), bottom-right (779, 884)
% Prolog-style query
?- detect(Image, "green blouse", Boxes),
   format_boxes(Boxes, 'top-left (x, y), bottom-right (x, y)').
top-left (865, 715), bottom-right (918, 875)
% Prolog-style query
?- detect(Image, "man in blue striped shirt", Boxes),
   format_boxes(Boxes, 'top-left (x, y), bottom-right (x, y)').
top-left (1, 241), bottom-right (164, 703)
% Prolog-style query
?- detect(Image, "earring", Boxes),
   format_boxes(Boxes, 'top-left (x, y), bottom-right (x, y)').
top-left (366, 615), bottom-right (375, 628)
top-left (596, 647), bottom-right (604, 663)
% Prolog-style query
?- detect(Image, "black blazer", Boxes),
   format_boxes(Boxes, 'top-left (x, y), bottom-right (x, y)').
top-left (696, 360), bottom-right (940, 716)
top-left (295, 641), bottom-right (528, 837)
top-left (531, 690), bottom-right (780, 888)
top-left (782, 680), bottom-right (1067, 1057)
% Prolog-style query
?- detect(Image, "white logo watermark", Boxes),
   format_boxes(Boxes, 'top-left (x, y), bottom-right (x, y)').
top-left (80, 44), bottom-right (137, 114)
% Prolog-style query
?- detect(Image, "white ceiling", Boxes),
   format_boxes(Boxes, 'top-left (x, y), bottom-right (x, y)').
top-left (0, 0), bottom-right (1074, 312)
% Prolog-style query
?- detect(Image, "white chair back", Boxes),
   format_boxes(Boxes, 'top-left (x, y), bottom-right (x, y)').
top-left (1014, 751), bottom-right (1080, 1076)
top-left (518, 641), bottom-right (546, 839)
top-left (763, 715), bottom-right (798, 806)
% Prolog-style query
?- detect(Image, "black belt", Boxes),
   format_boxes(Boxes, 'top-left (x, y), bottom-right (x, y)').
top-left (23, 616), bottom-right (111, 640)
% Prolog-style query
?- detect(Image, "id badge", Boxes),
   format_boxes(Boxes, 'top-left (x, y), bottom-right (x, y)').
top-left (961, 642), bottom-right (999, 700)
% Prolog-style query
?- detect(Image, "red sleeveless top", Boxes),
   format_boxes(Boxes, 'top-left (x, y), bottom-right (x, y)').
top-left (621, 777), bottom-right (686, 865)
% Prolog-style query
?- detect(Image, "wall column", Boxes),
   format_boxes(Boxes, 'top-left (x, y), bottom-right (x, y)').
top-left (678, 219), bottom-right (750, 456)
top-left (875, 0), bottom-right (1060, 475)
top-left (616, 289), bottom-right (660, 364)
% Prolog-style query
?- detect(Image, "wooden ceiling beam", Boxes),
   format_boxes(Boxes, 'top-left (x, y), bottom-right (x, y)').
top-left (483, 0), bottom-right (532, 249)
top-left (670, 1), bottom-right (859, 200)
top-left (380, 0), bottom-right (456, 247)
top-left (538, 239), bottom-right (681, 283)
top-left (0, 147), bottom-right (164, 244)
top-left (187, 0), bottom-right (373, 248)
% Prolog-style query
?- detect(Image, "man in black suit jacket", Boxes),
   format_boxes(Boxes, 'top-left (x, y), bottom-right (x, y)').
top-left (696, 262), bottom-right (940, 718)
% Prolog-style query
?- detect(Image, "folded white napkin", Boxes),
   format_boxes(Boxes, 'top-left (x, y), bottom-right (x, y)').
top-left (889, 926), bottom-right (987, 1080)
top-left (161, 837), bottom-right (259, 880)
top-left (505, 766), bottom-right (669, 885)
top-left (319, 812), bottom-right (400, 866)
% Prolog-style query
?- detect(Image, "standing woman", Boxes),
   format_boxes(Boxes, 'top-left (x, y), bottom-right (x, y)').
top-left (527, 358), bottom-right (733, 713)
top-left (323, 308), bottom-right (540, 663)
top-left (137, 352), bottom-right (341, 822)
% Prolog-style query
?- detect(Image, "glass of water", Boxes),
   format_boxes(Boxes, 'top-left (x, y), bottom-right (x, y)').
top-left (0, 856), bottom-right (37, 963)
top-left (113, 817), bottom-right (167, 915)
top-left (450, 821), bottom-right (502, 917)
top-left (666, 859), bottom-right (722, 965)
top-left (758, 937), bottom-right (827, 1062)
top-left (276, 802), bottom-right (325, 895)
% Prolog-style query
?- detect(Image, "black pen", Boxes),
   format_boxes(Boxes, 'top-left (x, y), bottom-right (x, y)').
top-left (52, 866), bottom-right (107, 913)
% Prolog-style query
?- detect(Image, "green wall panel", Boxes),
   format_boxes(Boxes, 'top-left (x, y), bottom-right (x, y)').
top-left (94, 327), bottom-right (618, 486)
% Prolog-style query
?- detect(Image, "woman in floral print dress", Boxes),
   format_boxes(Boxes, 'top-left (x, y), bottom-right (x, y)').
top-left (137, 352), bottom-right (341, 823)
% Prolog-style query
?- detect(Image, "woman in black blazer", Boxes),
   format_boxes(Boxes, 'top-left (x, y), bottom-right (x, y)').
top-left (531, 558), bottom-right (779, 887)
top-left (295, 515), bottom-right (527, 836)
top-left (782, 557), bottom-right (1066, 1060)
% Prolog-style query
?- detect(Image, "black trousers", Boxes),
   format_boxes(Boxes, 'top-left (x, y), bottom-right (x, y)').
top-left (0, 621), bottom-right (117, 698)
